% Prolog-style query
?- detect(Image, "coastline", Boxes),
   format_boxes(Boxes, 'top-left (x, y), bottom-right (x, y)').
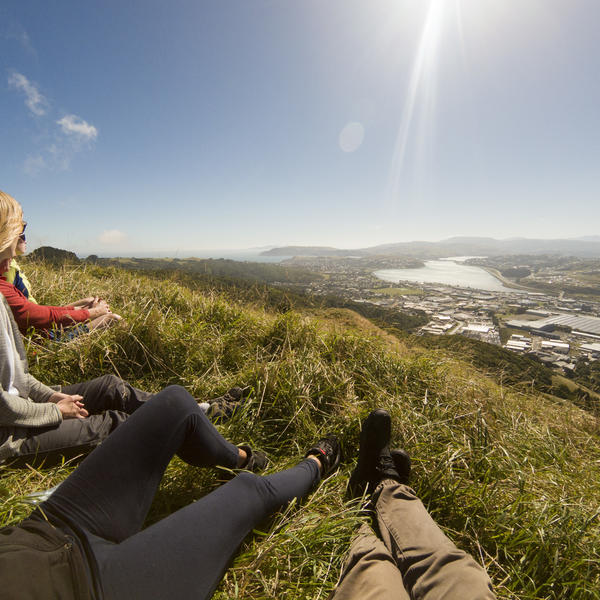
top-left (374, 260), bottom-right (528, 294)
top-left (478, 265), bottom-right (540, 293)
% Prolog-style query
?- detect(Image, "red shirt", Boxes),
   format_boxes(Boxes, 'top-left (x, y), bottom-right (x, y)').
top-left (0, 277), bottom-right (90, 333)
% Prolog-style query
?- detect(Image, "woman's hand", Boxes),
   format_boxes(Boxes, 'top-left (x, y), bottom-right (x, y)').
top-left (71, 296), bottom-right (99, 309)
top-left (87, 299), bottom-right (111, 319)
top-left (49, 392), bottom-right (89, 419)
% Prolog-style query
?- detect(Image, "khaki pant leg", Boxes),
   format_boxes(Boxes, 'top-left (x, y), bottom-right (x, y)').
top-left (373, 480), bottom-right (496, 600)
top-left (330, 523), bottom-right (410, 600)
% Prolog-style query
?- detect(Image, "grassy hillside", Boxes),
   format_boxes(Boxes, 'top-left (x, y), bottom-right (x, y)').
top-left (1, 261), bottom-right (599, 599)
top-left (92, 255), bottom-right (322, 285)
top-left (81, 255), bottom-right (429, 333)
top-left (417, 334), bottom-right (600, 415)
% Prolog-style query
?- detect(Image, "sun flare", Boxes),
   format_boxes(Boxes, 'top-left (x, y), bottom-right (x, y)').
top-left (385, 0), bottom-right (449, 207)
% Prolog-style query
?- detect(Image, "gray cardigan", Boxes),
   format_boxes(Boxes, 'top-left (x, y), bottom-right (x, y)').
top-left (0, 297), bottom-right (60, 461)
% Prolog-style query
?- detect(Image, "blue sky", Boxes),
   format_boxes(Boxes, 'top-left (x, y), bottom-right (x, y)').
top-left (1, 0), bottom-right (599, 256)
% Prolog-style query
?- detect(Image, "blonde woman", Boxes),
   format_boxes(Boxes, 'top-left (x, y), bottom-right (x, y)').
top-left (0, 210), bottom-right (121, 337)
top-left (0, 190), bottom-right (154, 466)
top-left (3, 222), bottom-right (37, 302)
top-left (0, 191), bottom-right (255, 467)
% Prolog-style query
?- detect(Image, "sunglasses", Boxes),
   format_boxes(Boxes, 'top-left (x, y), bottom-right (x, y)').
top-left (19, 222), bottom-right (27, 242)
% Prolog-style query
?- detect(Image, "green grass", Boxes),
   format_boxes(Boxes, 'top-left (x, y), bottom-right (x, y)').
top-left (1, 261), bottom-right (599, 599)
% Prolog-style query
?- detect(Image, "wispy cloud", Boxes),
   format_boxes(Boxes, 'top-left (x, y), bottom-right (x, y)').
top-left (8, 71), bottom-right (99, 174)
top-left (22, 155), bottom-right (47, 176)
top-left (2, 22), bottom-right (36, 56)
top-left (15, 30), bottom-right (34, 55)
top-left (99, 230), bottom-right (127, 245)
top-left (8, 72), bottom-right (48, 116)
top-left (57, 114), bottom-right (98, 140)
top-left (20, 136), bottom-right (92, 176)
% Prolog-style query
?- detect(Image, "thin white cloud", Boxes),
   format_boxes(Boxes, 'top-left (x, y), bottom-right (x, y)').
top-left (57, 114), bottom-right (98, 140)
top-left (22, 155), bottom-right (47, 176)
top-left (8, 72), bottom-right (48, 116)
top-left (17, 30), bottom-right (34, 54)
top-left (48, 144), bottom-right (71, 171)
top-left (99, 230), bottom-right (127, 245)
top-left (2, 23), bottom-right (36, 56)
top-left (6, 29), bottom-right (35, 55)
top-left (9, 72), bottom-right (98, 174)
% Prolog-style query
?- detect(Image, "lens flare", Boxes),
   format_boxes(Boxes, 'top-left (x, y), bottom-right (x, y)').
top-left (339, 122), bottom-right (365, 153)
top-left (386, 0), bottom-right (449, 208)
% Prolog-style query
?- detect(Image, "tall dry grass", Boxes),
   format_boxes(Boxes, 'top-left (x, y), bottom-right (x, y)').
top-left (0, 261), bottom-right (598, 599)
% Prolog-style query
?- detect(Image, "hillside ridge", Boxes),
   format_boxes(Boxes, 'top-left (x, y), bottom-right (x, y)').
top-left (262, 236), bottom-right (600, 258)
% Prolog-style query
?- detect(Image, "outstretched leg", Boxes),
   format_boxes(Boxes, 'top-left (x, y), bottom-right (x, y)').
top-left (330, 523), bottom-right (409, 600)
top-left (94, 460), bottom-right (321, 600)
top-left (8, 410), bottom-right (128, 468)
top-left (339, 409), bottom-right (495, 600)
top-left (10, 376), bottom-right (154, 468)
top-left (39, 385), bottom-right (239, 542)
top-left (373, 481), bottom-right (496, 600)
top-left (61, 374), bottom-right (153, 414)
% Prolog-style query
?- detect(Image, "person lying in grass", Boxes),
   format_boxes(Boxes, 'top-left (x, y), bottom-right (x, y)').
top-left (0, 191), bottom-right (246, 467)
top-left (0, 191), bottom-right (122, 338)
top-left (0, 278), bottom-right (121, 339)
top-left (4, 220), bottom-right (116, 320)
top-left (0, 385), bottom-right (341, 600)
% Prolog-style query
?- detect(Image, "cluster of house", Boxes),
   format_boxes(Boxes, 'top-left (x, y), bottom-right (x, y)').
top-left (284, 261), bottom-right (600, 374)
top-left (406, 291), bottom-right (600, 372)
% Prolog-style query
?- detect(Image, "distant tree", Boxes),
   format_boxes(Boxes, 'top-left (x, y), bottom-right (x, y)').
top-left (554, 383), bottom-right (574, 399)
top-left (501, 267), bottom-right (531, 279)
top-left (28, 246), bottom-right (79, 264)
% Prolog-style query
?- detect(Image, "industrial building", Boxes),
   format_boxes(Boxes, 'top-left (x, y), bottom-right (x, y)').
top-left (506, 313), bottom-right (600, 337)
top-left (540, 340), bottom-right (570, 353)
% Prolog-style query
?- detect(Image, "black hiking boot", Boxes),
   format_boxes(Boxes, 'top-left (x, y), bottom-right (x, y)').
top-left (348, 409), bottom-right (411, 497)
top-left (305, 434), bottom-right (341, 477)
top-left (238, 444), bottom-right (269, 472)
top-left (348, 409), bottom-right (391, 497)
top-left (207, 386), bottom-right (249, 422)
top-left (390, 448), bottom-right (411, 485)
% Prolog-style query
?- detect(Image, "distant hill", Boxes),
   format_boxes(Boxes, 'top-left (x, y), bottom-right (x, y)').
top-left (27, 246), bottom-right (80, 263)
top-left (89, 256), bottom-right (321, 285)
top-left (262, 236), bottom-right (600, 258)
top-left (261, 245), bottom-right (353, 257)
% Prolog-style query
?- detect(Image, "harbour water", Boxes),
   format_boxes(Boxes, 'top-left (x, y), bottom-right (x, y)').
top-left (374, 259), bottom-right (519, 293)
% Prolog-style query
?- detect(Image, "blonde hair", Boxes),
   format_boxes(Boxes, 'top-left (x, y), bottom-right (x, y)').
top-left (0, 191), bottom-right (24, 252)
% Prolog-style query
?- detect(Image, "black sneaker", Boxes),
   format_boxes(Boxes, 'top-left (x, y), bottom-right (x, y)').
top-left (305, 434), bottom-right (341, 477)
top-left (348, 409), bottom-right (392, 497)
top-left (390, 449), bottom-right (411, 485)
top-left (207, 386), bottom-right (249, 422)
top-left (238, 444), bottom-right (268, 472)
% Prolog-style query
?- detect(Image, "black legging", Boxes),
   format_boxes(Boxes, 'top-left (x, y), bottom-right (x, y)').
top-left (39, 385), bottom-right (320, 600)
